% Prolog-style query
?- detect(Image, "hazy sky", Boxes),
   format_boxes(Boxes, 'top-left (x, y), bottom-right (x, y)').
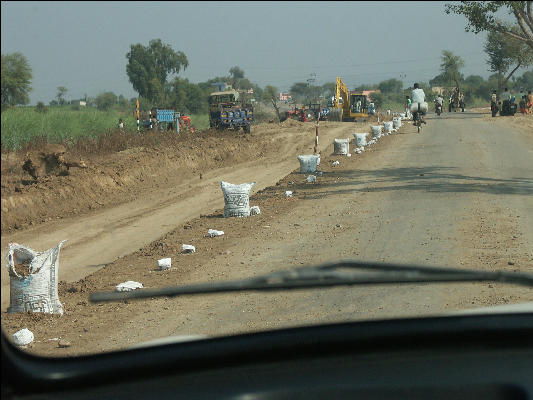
top-left (1, 1), bottom-right (520, 104)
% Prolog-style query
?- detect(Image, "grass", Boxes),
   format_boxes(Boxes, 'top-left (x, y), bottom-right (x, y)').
top-left (1, 106), bottom-right (210, 152)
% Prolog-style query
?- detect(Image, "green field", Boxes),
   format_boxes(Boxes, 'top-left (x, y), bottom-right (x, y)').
top-left (1, 106), bottom-right (210, 151)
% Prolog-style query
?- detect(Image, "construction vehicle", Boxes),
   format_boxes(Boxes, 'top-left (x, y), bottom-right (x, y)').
top-left (208, 89), bottom-right (254, 133)
top-left (328, 77), bottom-right (369, 121)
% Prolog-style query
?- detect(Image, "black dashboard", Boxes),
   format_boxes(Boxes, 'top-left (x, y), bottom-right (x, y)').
top-left (3, 313), bottom-right (533, 399)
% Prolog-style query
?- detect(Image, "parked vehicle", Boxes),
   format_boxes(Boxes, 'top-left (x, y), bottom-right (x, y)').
top-left (500, 99), bottom-right (517, 116)
top-left (208, 90), bottom-right (254, 133)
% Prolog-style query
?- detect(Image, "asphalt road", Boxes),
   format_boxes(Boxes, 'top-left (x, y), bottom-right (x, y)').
top-left (97, 111), bottom-right (533, 350)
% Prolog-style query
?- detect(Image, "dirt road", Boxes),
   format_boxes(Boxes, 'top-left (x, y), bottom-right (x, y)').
top-left (2, 112), bottom-right (532, 356)
top-left (1, 121), bottom-right (361, 310)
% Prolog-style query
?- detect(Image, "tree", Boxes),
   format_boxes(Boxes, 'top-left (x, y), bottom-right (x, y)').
top-left (321, 82), bottom-right (336, 100)
top-left (126, 39), bottom-right (188, 103)
top-left (445, 1), bottom-right (533, 51)
top-left (56, 86), bottom-right (67, 106)
top-left (377, 78), bottom-right (403, 94)
top-left (35, 101), bottom-right (48, 113)
top-left (513, 69), bottom-right (533, 88)
top-left (228, 66), bottom-right (246, 90)
top-left (440, 50), bottom-right (465, 87)
top-left (1, 52), bottom-right (32, 108)
top-left (263, 85), bottom-right (281, 123)
top-left (289, 82), bottom-right (309, 103)
top-left (95, 91), bottom-right (117, 111)
top-left (485, 29), bottom-right (533, 95)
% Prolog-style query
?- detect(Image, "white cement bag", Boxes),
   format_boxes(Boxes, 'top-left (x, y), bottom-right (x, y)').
top-left (370, 125), bottom-right (382, 138)
top-left (6, 241), bottom-right (66, 315)
top-left (354, 133), bottom-right (368, 147)
top-left (307, 175), bottom-right (317, 183)
top-left (383, 121), bottom-right (393, 133)
top-left (285, 191), bottom-right (293, 198)
top-left (221, 181), bottom-right (256, 218)
top-left (13, 328), bottom-right (34, 347)
top-left (393, 118), bottom-right (401, 129)
top-left (208, 229), bottom-right (224, 237)
top-left (116, 281), bottom-right (143, 292)
top-left (297, 155), bottom-right (320, 173)
top-left (250, 206), bottom-right (261, 215)
top-left (158, 258), bottom-right (171, 270)
top-left (333, 139), bottom-right (350, 155)
top-left (182, 244), bottom-right (196, 253)
top-left (409, 102), bottom-right (428, 113)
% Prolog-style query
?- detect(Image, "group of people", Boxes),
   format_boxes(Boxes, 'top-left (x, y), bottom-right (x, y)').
top-left (492, 88), bottom-right (532, 114)
top-left (516, 88), bottom-right (533, 114)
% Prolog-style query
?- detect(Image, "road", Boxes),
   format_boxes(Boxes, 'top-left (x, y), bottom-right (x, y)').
top-left (100, 112), bottom-right (533, 351)
top-left (2, 112), bottom-right (533, 355)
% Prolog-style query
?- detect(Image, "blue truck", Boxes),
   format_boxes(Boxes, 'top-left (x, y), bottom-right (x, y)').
top-left (208, 90), bottom-right (254, 133)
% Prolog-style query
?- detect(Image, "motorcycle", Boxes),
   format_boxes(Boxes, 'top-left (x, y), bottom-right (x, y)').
top-left (435, 101), bottom-right (443, 116)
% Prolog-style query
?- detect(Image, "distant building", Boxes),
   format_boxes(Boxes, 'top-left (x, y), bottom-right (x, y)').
top-left (69, 100), bottom-right (87, 106)
top-left (279, 92), bottom-right (292, 101)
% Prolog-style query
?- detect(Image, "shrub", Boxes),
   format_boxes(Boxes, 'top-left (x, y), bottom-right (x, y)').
top-left (35, 102), bottom-right (48, 113)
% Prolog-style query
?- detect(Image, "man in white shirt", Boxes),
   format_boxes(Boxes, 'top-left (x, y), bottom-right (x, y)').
top-left (410, 83), bottom-right (427, 124)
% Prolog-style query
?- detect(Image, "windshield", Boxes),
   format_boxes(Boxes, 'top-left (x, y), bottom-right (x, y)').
top-left (1, 1), bottom-right (533, 359)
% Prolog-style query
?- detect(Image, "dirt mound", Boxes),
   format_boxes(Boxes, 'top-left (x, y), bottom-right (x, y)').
top-left (0, 123), bottom-right (341, 233)
top-left (21, 144), bottom-right (87, 180)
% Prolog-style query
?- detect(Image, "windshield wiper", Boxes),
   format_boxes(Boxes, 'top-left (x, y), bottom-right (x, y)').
top-left (90, 260), bottom-right (533, 303)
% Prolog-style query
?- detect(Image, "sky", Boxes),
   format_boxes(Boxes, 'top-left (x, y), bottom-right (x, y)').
top-left (0, 1), bottom-right (522, 104)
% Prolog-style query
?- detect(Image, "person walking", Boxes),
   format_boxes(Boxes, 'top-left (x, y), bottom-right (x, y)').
top-left (405, 96), bottom-right (412, 118)
top-left (527, 90), bottom-right (533, 114)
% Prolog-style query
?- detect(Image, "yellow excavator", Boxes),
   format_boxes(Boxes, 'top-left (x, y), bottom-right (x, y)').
top-left (328, 77), bottom-right (369, 121)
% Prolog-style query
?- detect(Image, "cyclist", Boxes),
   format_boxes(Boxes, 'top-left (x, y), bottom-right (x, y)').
top-left (410, 83), bottom-right (427, 125)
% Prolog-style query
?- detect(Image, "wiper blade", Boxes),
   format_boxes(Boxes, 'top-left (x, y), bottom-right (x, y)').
top-left (90, 260), bottom-right (533, 303)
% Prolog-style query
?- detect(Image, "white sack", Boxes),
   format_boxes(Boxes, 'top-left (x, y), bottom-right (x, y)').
top-left (333, 139), bottom-right (350, 155)
top-left (157, 258), bottom-right (172, 270)
top-left (307, 175), bottom-right (317, 183)
top-left (13, 328), bottom-right (34, 347)
top-left (116, 281), bottom-right (143, 292)
top-left (6, 241), bottom-right (66, 315)
top-left (297, 155), bottom-right (320, 173)
top-left (182, 244), bottom-right (196, 253)
top-left (221, 181), bottom-right (256, 218)
top-left (409, 102), bottom-right (428, 113)
top-left (383, 121), bottom-right (393, 133)
top-left (285, 191), bottom-right (293, 198)
top-left (250, 206), bottom-right (261, 215)
top-left (332, 161), bottom-right (340, 167)
top-left (370, 125), bottom-right (382, 138)
top-left (354, 133), bottom-right (368, 147)
top-left (207, 229), bottom-right (224, 237)
top-left (393, 118), bottom-right (402, 129)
